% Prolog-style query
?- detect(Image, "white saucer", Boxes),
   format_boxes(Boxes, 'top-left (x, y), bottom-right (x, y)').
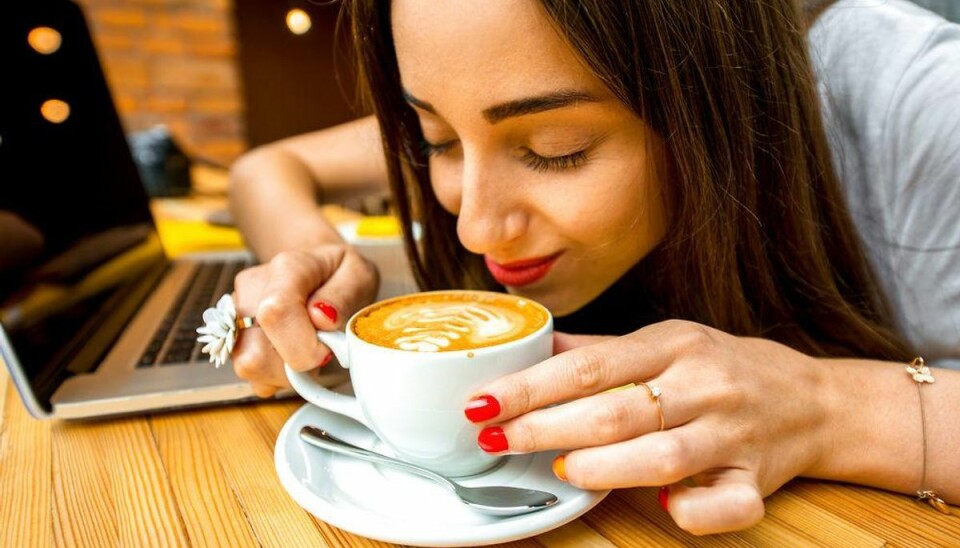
top-left (275, 401), bottom-right (610, 547)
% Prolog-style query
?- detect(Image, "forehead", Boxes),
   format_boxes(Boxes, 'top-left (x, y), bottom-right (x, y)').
top-left (391, 0), bottom-right (603, 112)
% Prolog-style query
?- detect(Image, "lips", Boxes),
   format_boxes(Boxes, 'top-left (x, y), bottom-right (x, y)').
top-left (484, 252), bottom-right (561, 287)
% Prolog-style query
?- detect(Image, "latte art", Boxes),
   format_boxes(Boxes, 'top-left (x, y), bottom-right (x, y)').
top-left (352, 291), bottom-right (548, 352)
top-left (387, 303), bottom-right (524, 351)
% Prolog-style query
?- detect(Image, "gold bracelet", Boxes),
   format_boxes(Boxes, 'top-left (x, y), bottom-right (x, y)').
top-left (906, 357), bottom-right (953, 515)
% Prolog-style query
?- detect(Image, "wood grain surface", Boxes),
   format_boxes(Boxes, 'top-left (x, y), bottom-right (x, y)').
top-left (2, 366), bottom-right (958, 547)
top-left (2, 181), bottom-right (957, 546)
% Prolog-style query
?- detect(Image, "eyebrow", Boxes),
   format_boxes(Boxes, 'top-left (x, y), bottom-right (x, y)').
top-left (403, 89), bottom-right (599, 124)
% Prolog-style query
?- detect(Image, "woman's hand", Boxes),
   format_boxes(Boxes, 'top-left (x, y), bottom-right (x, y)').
top-left (465, 320), bottom-right (832, 535)
top-left (230, 244), bottom-right (379, 397)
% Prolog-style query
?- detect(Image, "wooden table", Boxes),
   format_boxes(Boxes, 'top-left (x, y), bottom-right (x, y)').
top-left (2, 361), bottom-right (959, 547)
top-left (3, 170), bottom-right (959, 546)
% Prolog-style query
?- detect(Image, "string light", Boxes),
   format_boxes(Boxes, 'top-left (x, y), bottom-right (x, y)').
top-left (40, 99), bottom-right (71, 124)
top-left (28, 27), bottom-right (62, 54)
top-left (286, 8), bottom-right (312, 35)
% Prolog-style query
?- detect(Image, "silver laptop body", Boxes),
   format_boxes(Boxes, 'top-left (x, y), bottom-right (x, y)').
top-left (0, 0), bottom-right (281, 419)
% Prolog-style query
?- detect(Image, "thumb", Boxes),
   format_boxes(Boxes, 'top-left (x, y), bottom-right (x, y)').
top-left (663, 469), bottom-right (765, 536)
top-left (553, 331), bottom-right (616, 355)
top-left (307, 247), bottom-right (379, 332)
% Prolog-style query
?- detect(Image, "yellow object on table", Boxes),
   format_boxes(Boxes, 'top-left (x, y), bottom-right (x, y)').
top-left (355, 215), bottom-right (402, 238)
top-left (154, 218), bottom-right (245, 258)
top-left (149, 191), bottom-right (244, 258)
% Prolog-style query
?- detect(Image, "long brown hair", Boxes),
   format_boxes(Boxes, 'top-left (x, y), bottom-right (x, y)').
top-left (345, 0), bottom-right (910, 360)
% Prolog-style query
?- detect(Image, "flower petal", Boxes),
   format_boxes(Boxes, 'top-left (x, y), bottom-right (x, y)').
top-left (210, 338), bottom-right (226, 356)
top-left (203, 308), bottom-right (222, 325)
top-left (210, 323), bottom-right (230, 338)
top-left (218, 294), bottom-right (236, 320)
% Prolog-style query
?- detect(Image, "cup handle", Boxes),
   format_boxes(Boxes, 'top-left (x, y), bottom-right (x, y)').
top-left (283, 331), bottom-right (370, 428)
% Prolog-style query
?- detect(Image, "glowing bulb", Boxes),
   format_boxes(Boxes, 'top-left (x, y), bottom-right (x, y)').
top-left (286, 8), bottom-right (312, 35)
top-left (28, 27), bottom-right (62, 54)
top-left (41, 99), bottom-right (71, 124)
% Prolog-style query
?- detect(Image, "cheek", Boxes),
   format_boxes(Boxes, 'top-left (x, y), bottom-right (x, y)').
top-left (572, 198), bottom-right (646, 253)
top-left (552, 160), bottom-right (665, 245)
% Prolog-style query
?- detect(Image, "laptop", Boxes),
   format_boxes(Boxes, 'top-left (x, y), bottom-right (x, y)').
top-left (0, 0), bottom-right (328, 419)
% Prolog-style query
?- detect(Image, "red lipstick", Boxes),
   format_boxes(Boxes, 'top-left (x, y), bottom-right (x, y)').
top-left (484, 253), bottom-right (561, 287)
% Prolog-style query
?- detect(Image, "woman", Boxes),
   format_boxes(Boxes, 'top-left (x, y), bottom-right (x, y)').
top-left (227, 0), bottom-right (960, 534)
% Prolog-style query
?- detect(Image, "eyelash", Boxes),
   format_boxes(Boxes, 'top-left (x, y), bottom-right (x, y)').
top-left (420, 140), bottom-right (454, 157)
top-left (521, 149), bottom-right (588, 173)
top-left (419, 140), bottom-right (589, 173)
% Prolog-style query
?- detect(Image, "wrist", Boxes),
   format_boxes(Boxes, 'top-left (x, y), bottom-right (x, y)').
top-left (805, 358), bottom-right (849, 479)
top-left (803, 358), bottom-right (922, 492)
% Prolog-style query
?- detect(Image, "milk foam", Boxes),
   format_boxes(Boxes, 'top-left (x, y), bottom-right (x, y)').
top-left (384, 303), bottom-right (525, 352)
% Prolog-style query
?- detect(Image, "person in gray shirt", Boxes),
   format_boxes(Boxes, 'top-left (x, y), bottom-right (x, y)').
top-left (911, 0), bottom-right (960, 22)
top-left (811, 0), bottom-right (960, 369)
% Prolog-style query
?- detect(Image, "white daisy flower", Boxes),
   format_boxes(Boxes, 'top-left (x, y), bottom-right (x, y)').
top-left (197, 294), bottom-right (238, 368)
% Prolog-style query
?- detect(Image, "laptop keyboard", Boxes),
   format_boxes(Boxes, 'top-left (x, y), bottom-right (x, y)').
top-left (137, 259), bottom-right (251, 368)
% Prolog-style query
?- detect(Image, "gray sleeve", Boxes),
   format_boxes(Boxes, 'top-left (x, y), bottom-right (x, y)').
top-left (881, 21), bottom-right (960, 368)
top-left (908, 0), bottom-right (960, 23)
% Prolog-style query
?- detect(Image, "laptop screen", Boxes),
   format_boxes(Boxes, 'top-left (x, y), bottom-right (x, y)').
top-left (0, 0), bottom-right (166, 407)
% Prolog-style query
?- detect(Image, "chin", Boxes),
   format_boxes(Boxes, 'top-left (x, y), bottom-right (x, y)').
top-left (506, 286), bottom-right (592, 318)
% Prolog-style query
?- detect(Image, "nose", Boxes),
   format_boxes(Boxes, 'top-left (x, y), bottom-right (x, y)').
top-left (455, 153), bottom-right (529, 255)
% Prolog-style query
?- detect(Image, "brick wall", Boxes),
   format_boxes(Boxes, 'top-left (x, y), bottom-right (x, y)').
top-left (75, 0), bottom-right (246, 168)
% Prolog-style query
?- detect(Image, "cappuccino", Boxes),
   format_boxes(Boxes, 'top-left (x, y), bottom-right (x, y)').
top-left (289, 289), bottom-right (553, 476)
top-left (352, 291), bottom-right (548, 352)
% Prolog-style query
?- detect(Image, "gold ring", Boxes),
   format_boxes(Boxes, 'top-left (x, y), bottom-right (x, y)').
top-left (639, 382), bottom-right (665, 431)
top-left (236, 316), bottom-right (257, 330)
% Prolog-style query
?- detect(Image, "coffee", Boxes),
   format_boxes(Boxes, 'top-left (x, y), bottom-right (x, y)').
top-left (289, 289), bottom-right (554, 476)
top-left (352, 291), bottom-right (548, 352)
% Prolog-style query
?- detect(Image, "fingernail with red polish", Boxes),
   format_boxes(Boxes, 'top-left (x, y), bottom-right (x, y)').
top-left (478, 426), bottom-right (508, 453)
top-left (552, 454), bottom-right (567, 482)
top-left (464, 394), bottom-right (501, 423)
top-left (319, 353), bottom-right (333, 367)
top-left (658, 486), bottom-right (670, 511)
top-left (314, 301), bottom-right (338, 323)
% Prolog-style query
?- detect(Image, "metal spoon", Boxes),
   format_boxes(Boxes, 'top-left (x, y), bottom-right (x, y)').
top-left (299, 426), bottom-right (559, 516)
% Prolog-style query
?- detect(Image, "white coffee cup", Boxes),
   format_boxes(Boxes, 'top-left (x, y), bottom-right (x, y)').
top-left (284, 290), bottom-right (553, 477)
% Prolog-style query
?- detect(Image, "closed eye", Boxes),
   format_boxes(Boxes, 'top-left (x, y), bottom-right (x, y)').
top-left (420, 139), bottom-right (590, 173)
top-left (521, 149), bottom-right (588, 172)
top-left (420, 139), bottom-right (458, 157)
